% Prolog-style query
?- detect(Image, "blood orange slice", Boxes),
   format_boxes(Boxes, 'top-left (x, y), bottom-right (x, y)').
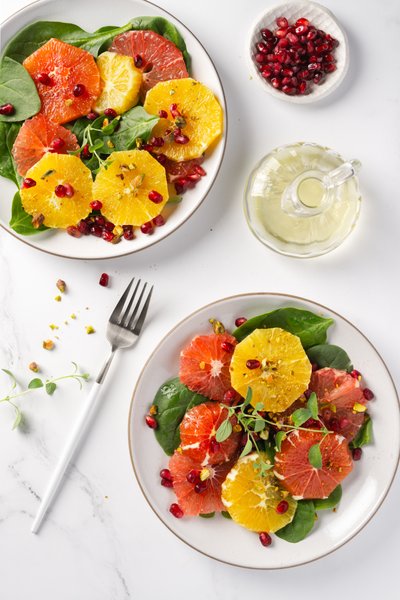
top-left (180, 403), bottom-right (241, 465)
top-left (12, 114), bottom-right (79, 176)
top-left (23, 38), bottom-right (100, 124)
top-left (274, 430), bottom-right (353, 499)
top-left (109, 30), bottom-right (188, 97)
top-left (169, 451), bottom-right (233, 516)
top-left (179, 333), bottom-right (237, 401)
top-left (309, 368), bottom-right (368, 441)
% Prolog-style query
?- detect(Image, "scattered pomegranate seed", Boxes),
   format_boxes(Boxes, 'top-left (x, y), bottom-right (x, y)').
top-left (64, 183), bottom-right (74, 198)
top-left (73, 83), bottom-right (86, 97)
top-left (49, 137), bottom-right (65, 152)
top-left (95, 215), bottom-right (106, 226)
top-left (352, 447), bottom-right (362, 461)
top-left (276, 500), bottom-right (289, 514)
top-left (161, 478), bottom-right (173, 488)
top-left (259, 532), bottom-right (272, 547)
top-left (99, 273), bottom-right (109, 287)
top-left (223, 388), bottom-right (237, 404)
top-left (194, 481), bottom-right (208, 494)
top-left (0, 103), bottom-right (15, 116)
top-left (160, 468), bottom-right (172, 481)
top-left (102, 230), bottom-right (114, 242)
top-left (140, 221), bottom-right (153, 234)
top-left (235, 317), bottom-right (247, 327)
top-left (55, 184), bottom-right (67, 198)
top-left (37, 72), bottom-right (53, 85)
top-left (246, 359), bottom-right (261, 370)
top-left (90, 224), bottom-right (103, 237)
top-left (134, 54), bottom-right (143, 68)
top-left (22, 177), bottom-right (36, 188)
top-left (123, 225), bottom-right (135, 239)
top-left (363, 388), bottom-right (374, 400)
top-left (303, 418), bottom-right (321, 429)
top-left (104, 108), bottom-right (117, 118)
top-left (186, 469), bottom-right (201, 484)
top-left (90, 200), bottom-right (103, 211)
top-left (66, 225), bottom-right (81, 238)
top-left (170, 103), bottom-right (181, 118)
top-left (78, 219), bottom-right (90, 235)
top-left (145, 415), bottom-right (157, 429)
top-left (148, 190), bottom-right (163, 204)
top-left (169, 503), bottom-right (184, 518)
top-left (174, 131), bottom-right (190, 144)
top-left (104, 221), bottom-right (115, 232)
top-left (350, 370), bottom-right (362, 380)
top-left (152, 215), bottom-right (165, 227)
top-left (81, 144), bottom-right (92, 159)
top-left (221, 341), bottom-right (234, 353)
top-left (158, 109), bottom-right (168, 118)
top-left (87, 111), bottom-right (99, 120)
top-left (149, 136), bottom-right (164, 147)
top-left (209, 437), bottom-right (221, 453)
top-left (329, 418), bottom-right (340, 433)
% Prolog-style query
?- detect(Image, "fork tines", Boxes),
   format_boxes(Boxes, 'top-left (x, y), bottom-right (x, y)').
top-left (110, 277), bottom-right (153, 333)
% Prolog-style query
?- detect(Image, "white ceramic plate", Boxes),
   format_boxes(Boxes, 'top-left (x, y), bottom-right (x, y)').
top-left (129, 293), bottom-right (400, 569)
top-left (0, 0), bottom-right (226, 259)
top-left (249, 1), bottom-right (349, 104)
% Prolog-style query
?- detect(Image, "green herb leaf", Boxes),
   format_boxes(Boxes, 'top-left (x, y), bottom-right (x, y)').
top-left (308, 443), bottom-right (322, 469)
top-left (9, 191), bottom-right (48, 235)
top-left (307, 392), bottom-right (319, 420)
top-left (88, 138), bottom-right (105, 152)
top-left (215, 419), bottom-right (233, 443)
top-left (111, 106), bottom-right (159, 150)
top-left (239, 437), bottom-right (253, 458)
top-left (243, 387), bottom-right (253, 407)
top-left (275, 431), bottom-right (286, 452)
top-left (292, 407), bottom-right (312, 427)
top-left (28, 378), bottom-right (43, 389)
top-left (233, 307), bottom-right (334, 349)
top-left (153, 377), bottom-right (208, 455)
top-left (199, 512), bottom-right (215, 519)
top-left (350, 414), bottom-right (373, 449)
top-left (12, 406), bottom-right (23, 430)
top-left (221, 510), bottom-right (232, 519)
top-left (306, 344), bottom-right (353, 372)
top-left (0, 121), bottom-right (21, 185)
top-left (314, 485), bottom-right (342, 510)
top-left (253, 418), bottom-right (266, 433)
top-left (0, 57), bottom-right (40, 122)
top-left (2, 368), bottom-right (17, 389)
top-left (276, 500), bottom-right (315, 543)
top-left (45, 381), bottom-right (57, 395)
top-left (254, 402), bottom-right (264, 412)
top-left (167, 195), bottom-right (182, 204)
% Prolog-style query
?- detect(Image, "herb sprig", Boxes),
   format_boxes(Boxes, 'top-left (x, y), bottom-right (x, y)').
top-left (0, 362), bottom-right (89, 429)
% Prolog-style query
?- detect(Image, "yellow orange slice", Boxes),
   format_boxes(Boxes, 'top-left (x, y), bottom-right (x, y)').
top-left (93, 51), bottom-right (142, 114)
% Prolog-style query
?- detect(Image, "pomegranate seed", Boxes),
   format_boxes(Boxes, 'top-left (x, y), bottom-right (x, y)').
top-left (256, 41), bottom-right (269, 53)
top-left (140, 221), bottom-right (153, 234)
top-left (145, 415), bottom-right (157, 429)
top-left (73, 84), bottom-right (86, 97)
top-left (255, 52), bottom-right (266, 64)
top-left (104, 108), bottom-right (117, 118)
top-left (158, 109), bottom-right (168, 118)
top-left (261, 28), bottom-right (273, 40)
top-left (276, 500), bottom-right (289, 514)
top-left (323, 63), bottom-right (337, 73)
top-left (194, 164), bottom-right (206, 176)
top-left (352, 447), bottom-right (362, 461)
top-left (95, 215), bottom-right (106, 226)
top-left (276, 17), bottom-right (289, 28)
top-left (161, 478), bottom-right (173, 488)
top-left (0, 103), bottom-right (15, 116)
top-left (286, 32), bottom-right (299, 44)
top-left (282, 83), bottom-right (296, 95)
top-left (246, 359), bottom-right (261, 370)
top-left (22, 177), bottom-right (36, 188)
top-left (81, 144), bottom-right (92, 159)
top-left (134, 54), bottom-right (143, 68)
top-left (160, 468), bottom-right (172, 481)
top-left (64, 183), bottom-right (74, 197)
top-left (296, 17), bottom-right (309, 27)
top-left (148, 190), bottom-right (163, 204)
top-left (55, 184), bottom-right (67, 198)
top-left (271, 77), bottom-right (282, 89)
top-left (235, 317), bottom-right (247, 327)
top-left (102, 230), bottom-right (114, 242)
top-left (322, 409), bottom-right (333, 421)
top-left (275, 28), bottom-right (287, 39)
top-left (308, 62), bottom-right (320, 71)
top-left (194, 481), bottom-right (208, 494)
top-left (313, 72), bottom-right (325, 84)
top-left (339, 417), bottom-right (350, 429)
top-left (209, 437), bottom-right (221, 453)
top-left (66, 225), bottom-right (81, 238)
top-left (223, 388), bottom-right (237, 405)
top-left (363, 388), bottom-right (374, 401)
top-left (298, 81), bottom-right (308, 94)
top-left (295, 24), bottom-right (308, 35)
top-left (152, 215), bottom-right (165, 227)
top-left (303, 418), bottom-right (320, 429)
top-left (90, 224), bottom-right (103, 237)
top-left (149, 136), bottom-right (164, 147)
top-left (90, 200), bottom-right (103, 211)
top-left (329, 418), bottom-right (340, 433)
top-left (99, 272), bottom-right (109, 287)
top-left (350, 370), bottom-right (362, 380)
top-left (272, 63), bottom-right (282, 74)
top-left (174, 131), bottom-right (189, 144)
top-left (37, 72), bottom-right (52, 85)
top-left (170, 103), bottom-right (181, 118)
top-left (49, 137), bottom-right (65, 152)
top-left (262, 67), bottom-right (272, 79)
top-left (312, 363), bottom-right (319, 372)
top-left (221, 341), bottom-right (234, 353)
top-left (87, 111), bottom-right (98, 121)
top-left (104, 221), bottom-right (115, 232)
top-left (277, 37), bottom-right (289, 48)
top-left (186, 469), bottom-right (201, 484)
top-left (78, 219), bottom-right (90, 235)
top-left (307, 29), bottom-right (318, 40)
top-left (169, 503), bottom-right (183, 518)
top-left (259, 532), bottom-right (272, 547)
top-left (123, 225), bottom-right (135, 240)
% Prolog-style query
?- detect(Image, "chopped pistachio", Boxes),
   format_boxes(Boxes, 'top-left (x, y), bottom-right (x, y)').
top-left (70, 313), bottom-right (77, 320)
top-left (43, 339), bottom-right (54, 350)
top-left (65, 99), bottom-right (73, 107)
top-left (29, 362), bottom-right (39, 373)
top-left (56, 279), bottom-right (66, 293)
top-left (85, 325), bottom-right (95, 335)
top-left (149, 404), bottom-right (158, 416)
top-left (54, 295), bottom-right (62, 302)
top-left (32, 213), bottom-right (45, 229)
top-left (209, 317), bottom-right (225, 334)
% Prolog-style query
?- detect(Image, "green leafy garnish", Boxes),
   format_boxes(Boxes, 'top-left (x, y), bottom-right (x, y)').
top-left (0, 57), bottom-right (40, 122)
top-left (308, 443), bottom-right (322, 469)
top-left (276, 500), bottom-right (316, 543)
top-left (314, 485), bottom-right (342, 511)
top-left (9, 192), bottom-right (49, 235)
top-left (306, 344), bottom-right (353, 371)
top-left (350, 414), bottom-right (373, 449)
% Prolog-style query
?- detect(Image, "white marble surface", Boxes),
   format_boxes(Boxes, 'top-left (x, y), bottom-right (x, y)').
top-left (0, 0), bottom-right (399, 598)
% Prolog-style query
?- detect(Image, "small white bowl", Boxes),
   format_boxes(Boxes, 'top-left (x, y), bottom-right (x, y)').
top-left (249, 1), bottom-right (349, 103)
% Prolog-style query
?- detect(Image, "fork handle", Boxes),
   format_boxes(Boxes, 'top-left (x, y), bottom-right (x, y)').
top-left (31, 352), bottom-right (116, 534)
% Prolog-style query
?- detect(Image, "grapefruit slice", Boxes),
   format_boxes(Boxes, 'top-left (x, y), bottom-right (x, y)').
top-left (310, 368), bottom-right (368, 441)
top-left (23, 38), bottom-right (100, 124)
top-left (179, 333), bottom-right (237, 401)
top-left (109, 30), bottom-right (188, 97)
top-left (93, 51), bottom-right (142, 114)
top-left (221, 453), bottom-right (297, 532)
top-left (180, 403), bottom-right (241, 466)
top-left (169, 451), bottom-right (233, 516)
top-left (230, 328), bottom-right (312, 413)
top-left (20, 153), bottom-right (92, 228)
top-left (143, 79), bottom-right (223, 161)
top-left (92, 149), bottom-right (168, 226)
top-left (12, 114), bottom-right (79, 176)
top-left (274, 430), bottom-right (353, 499)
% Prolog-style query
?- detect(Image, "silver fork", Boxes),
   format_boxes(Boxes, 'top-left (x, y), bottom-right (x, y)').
top-left (31, 277), bottom-right (153, 534)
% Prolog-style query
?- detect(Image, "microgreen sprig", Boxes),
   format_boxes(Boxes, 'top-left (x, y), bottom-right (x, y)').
top-left (73, 115), bottom-right (121, 173)
top-left (0, 362), bottom-right (89, 429)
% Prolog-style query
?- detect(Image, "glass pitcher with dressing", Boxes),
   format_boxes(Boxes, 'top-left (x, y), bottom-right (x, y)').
top-left (244, 142), bottom-right (362, 258)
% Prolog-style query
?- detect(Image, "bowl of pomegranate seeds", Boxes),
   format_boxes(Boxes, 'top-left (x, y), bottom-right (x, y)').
top-left (250, 1), bottom-right (349, 103)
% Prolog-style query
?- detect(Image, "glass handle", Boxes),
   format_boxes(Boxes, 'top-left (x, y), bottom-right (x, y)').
top-left (324, 159), bottom-right (361, 189)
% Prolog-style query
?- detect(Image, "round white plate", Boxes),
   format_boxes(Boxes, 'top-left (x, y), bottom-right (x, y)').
top-left (249, 1), bottom-right (349, 104)
top-left (129, 293), bottom-right (400, 569)
top-left (0, 0), bottom-right (226, 259)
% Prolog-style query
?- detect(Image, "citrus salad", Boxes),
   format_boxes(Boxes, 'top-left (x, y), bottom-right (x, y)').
top-left (0, 17), bottom-right (223, 242)
top-left (146, 308), bottom-right (374, 546)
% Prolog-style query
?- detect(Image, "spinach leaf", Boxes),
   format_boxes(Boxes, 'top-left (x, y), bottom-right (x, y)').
top-left (314, 485), bottom-right (342, 510)
top-left (306, 344), bottom-right (353, 371)
top-left (9, 191), bottom-right (48, 235)
top-left (350, 414), bottom-right (373, 449)
top-left (233, 308), bottom-right (334, 349)
top-left (153, 377), bottom-right (208, 455)
top-left (0, 121), bottom-right (21, 185)
top-left (111, 106), bottom-right (159, 150)
top-left (276, 500), bottom-right (316, 543)
top-left (0, 57), bottom-right (40, 122)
